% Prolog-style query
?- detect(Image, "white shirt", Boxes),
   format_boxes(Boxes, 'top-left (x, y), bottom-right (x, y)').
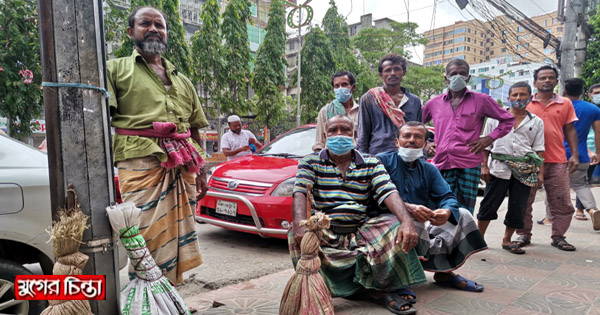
top-left (220, 129), bottom-right (257, 161)
top-left (484, 112), bottom-right (545, 180)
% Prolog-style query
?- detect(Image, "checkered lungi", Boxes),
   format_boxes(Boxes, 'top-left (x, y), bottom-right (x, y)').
top-left (440, 166), bottom-right (481, 214)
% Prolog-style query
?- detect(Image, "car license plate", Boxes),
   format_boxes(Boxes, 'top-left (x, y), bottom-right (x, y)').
top-left (215, 200), bottom-right (237, 217)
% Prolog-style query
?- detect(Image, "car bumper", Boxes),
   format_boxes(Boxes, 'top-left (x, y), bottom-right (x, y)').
top-left (197, 190), bottom-right (291, 239)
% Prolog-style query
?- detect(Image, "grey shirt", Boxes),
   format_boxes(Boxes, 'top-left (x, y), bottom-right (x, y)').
top-left (357, 87), bottom-right (422, 155)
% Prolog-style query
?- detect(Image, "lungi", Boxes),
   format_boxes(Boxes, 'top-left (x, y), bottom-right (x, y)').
top-left (440, 166), bottom-right (481, 214)
top-left (117, 156), bottom-right (203, 284)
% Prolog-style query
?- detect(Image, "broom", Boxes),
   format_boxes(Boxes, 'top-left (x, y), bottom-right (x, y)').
top-left (279, 184), bottom-right (335, 315)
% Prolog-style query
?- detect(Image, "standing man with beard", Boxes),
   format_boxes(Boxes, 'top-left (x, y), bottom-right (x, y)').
top-left (221, 114), bottom-right (263, 161)
top-left (107, 6), bottom-right (209, 284)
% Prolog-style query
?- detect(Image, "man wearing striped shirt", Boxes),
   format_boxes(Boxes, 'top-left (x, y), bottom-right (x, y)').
top-left (289, 115), bottom-right (423, 314)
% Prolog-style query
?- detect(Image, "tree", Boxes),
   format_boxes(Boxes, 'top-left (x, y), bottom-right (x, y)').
top-left (352, 22), bottom-right (427, 67)
top-left (402, 65), bottom-right (446, 101)
top-left (103, 0), bottom-right (128, 55)
top-left (294, 27), bottom-right (335, 124)
top-left (251, 0), bottom-right (287, 142)
top-left (0, 0), bottom-right (43, 138)
top-left (322, 0), bottom-right (356, 71)
top-left (221, 0), bottom-right (253, 114)
top-left (581, 7), bottom-right (600, 91)
top-left (192, 0), bottom-right (225, 143)
top-left (113, 0), bottom-right (193, 77)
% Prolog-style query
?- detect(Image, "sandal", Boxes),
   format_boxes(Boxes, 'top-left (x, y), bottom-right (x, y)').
top-left (574, 213), bottom-right (588, 220)
top-left (502, 242), bottom-right (526, 254)
top-left (434, 274), bottom-right (484, 292)
top-left (369, 292), bottom-right (417, 315)
top-left (513, 235), bottom-right (531, 247)
top-left (395, 287), bottom-right (417, 304)
top-left (590, 209), bottom-right (600, 231)
top-left (551, 237), bottom-right (576, 251)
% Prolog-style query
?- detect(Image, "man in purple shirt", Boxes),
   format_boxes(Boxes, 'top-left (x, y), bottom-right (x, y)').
top-left (423, 59), bottom-right (514, 214)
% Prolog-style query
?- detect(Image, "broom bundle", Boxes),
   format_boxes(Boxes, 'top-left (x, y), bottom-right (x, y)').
top-left (280, 185), bottom-right (335, 315)
top-left (41, 187), bottom-right (92, 315)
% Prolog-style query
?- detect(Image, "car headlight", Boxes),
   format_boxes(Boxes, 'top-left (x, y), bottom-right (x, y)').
top-left (271, 177), bottom-right (296, 197)
top-left (206, 166), bottom-right (217, 182)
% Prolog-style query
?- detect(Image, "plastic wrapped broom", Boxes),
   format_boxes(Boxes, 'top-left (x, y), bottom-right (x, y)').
top-left (106, 202), bottom-right (190, 315)
top-left (280, 185), bottom-right (334, 315)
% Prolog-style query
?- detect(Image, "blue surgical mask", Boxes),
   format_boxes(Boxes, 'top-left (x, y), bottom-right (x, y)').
top-left (326, 136), bottom-right (354, 155)
top-left (508, 100), bottom-right (528, 109)
top-left (334, 87), bottom-right (352, 103)
top-left (448, 75), bottom-right (469, 92)
top-left (398, 146), bottom-right (423, 162)
top-left (592, 94), bottom-right (600, 105)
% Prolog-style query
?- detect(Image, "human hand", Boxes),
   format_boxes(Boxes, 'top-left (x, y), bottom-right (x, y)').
top-left (567, 156), bottom-right (579, 174)
top-left (240, 145), bottom-right (251, 152)
top-left (429, 209), bottom-right (451, 226)
top-left (396, 221), bottom-right (418, 253)
top-left (426, 142), bottom-right (437, 157)
top-left (292, 225), bottom-right (307, 251)
top-left (537, 171), bottom-right (544, 188)
top-left (467, 136), bottom-right (493, 154)
top-left (409, 204), bottom-right (434, 223)
top-left (590, 153), bottom-right (599, 165)
top-left (480, 165), bottom-right (491, 183)
top-left (196, 172), bottom-right (208, 200)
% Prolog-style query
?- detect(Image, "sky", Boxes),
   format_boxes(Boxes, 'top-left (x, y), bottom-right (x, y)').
top-left (289, 0), bottom-right (559, 63)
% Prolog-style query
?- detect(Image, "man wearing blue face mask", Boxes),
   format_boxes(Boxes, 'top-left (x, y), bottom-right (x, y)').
top-left (378, 121), bottom-right (487, 294)
top-left (313, 71), bottom-right (359, 151)
top-left (477, 82), bottom-right (545, 255)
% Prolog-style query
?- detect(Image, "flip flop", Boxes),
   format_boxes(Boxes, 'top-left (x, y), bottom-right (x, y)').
top-left (369, 292), bottom-right (417, 315)
top-left (513, 235), bottom-right (531, 247)
top-left (574, 213), bottom-right (588, 220)
top-left (502, 242), bottom-right (525, 254)
top-left (434, 274), bottom-right (484, 292)
top-left (395, 287), bottom-right (417, 304)
top-left (590, 209), bottom-right (600, 231)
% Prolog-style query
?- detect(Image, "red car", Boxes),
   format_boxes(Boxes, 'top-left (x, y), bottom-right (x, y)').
top-left (196, 124), bottom-right (316, 239)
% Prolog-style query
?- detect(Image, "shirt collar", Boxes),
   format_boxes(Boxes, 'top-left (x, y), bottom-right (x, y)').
top-left (442, 89), bottom-right (473, 101)
top-left (531, 93), bottom-right (564, 104)
top-left (131, 49), bottom-right (178, 75)
top-left (319, 149), bottom-right (365, 165)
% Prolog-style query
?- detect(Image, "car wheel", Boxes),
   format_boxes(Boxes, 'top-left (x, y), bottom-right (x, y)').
top-left (0, 259), bottom-right (47, 315)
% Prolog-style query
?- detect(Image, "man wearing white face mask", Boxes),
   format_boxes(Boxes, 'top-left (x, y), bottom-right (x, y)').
top-left (313, 71), bottom-right (359, 151)
top-left (477, 82), bottom-right (545, 255)
top-left (423, 59), bottom-right (515, 214)
top-left (378, 121), bottom-right (487, 294)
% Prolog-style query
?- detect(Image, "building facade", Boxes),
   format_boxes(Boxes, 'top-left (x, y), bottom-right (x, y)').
top-left (423, 11), bottom-right (562, 67)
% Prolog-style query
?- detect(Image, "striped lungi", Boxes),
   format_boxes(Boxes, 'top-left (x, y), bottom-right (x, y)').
top-left (288, 214), bottom-right (427, 297)
top-left (440, 166), bottom-right (481, 214)
top-left (416, 208), bottom-right (488, 272)
top-left (117, 156), bottom-right (203, 285)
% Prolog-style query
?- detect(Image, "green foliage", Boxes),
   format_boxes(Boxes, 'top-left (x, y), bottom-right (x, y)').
top-left (352, 21), bottom-right (427, 67)
top-left (294, 27), bottom-right (335, 124)
top-left (402, 65), bottom-right (446, 101)
top-left (322, 0), bottom-right (355, 71)
top-left (222, 0), bottom-right (253, 114)
top-left (251, 0), bottom-right (287, 137)
top-left (113, 0), bottom-right (193, 77)
top-left (192, 0), bottom-right (225, 113)
top-left (103, 0), bottom-right (128, 54)
top-left (0, 0), bottom-right (43, 138)
top-left (581, 6), bottom-right (600, 94)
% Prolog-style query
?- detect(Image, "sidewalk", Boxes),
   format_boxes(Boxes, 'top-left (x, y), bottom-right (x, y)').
top-left (185, 188), bottom-right (600, 315)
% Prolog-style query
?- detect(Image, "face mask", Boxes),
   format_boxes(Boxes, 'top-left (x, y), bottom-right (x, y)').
top-left (398, 146), bottom-right (424, 162)
top-left (448, 75), bottom-right (468, 92)
top-left (592, 94), bottom-right (600, 105)
top-left (334, 87), bottom-right (352, 103)
top-left (508, 100), bottom-right (528, 109)
top-left (326, 136), bottom-right (354, 155)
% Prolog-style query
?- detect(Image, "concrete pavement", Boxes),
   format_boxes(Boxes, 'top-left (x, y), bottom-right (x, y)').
top-left (185, 188), bottom-right (600, 314)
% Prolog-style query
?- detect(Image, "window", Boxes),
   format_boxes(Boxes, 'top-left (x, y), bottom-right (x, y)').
top-left (486, 38), bottom-right (490, 43)
top-left (544, 58), bottom-right (551, 63)
top-left (544, 48), bottom-right (552, 53)
top-left (426, 62), bottom-right (432, 66)
top-left (546, 29), bottom-right (552, 33)
top-left (552, 18), bottom-right (556, 24)
top-left (456, 46), bottom-right (465, 52)
top-left (486, 56), bottom-right (490, 60)
top-left (467, 38), bottom-right (471, 42)
top-left (525, 52), bottom-right (529, 57)
top-left (480, 59), bottom-right (483, 62)
top-left (474, 57), bottom-right (477, 61)
top-left (544, 20), bottom-right (548, 26)
top-left (491, 42), bottom-right (494, 46)
top-left (467, 47), bottom-right (471, 51)
top-left (470, 69), bottom-right (476, 74)
top-left (515, 54), bottom-right (521, 60)
top-left (454, 27), bottom-right (466, 34)
top-left (468, 28), bottom-right (471, 33)
top-left (517, 35), bottom-right (521, 40)
top-left (474, 48), bottom-right (477, 53)
top-left (474, 40), bottom-right (477, 44)
top-left (434, 59), bottom-right (443, 65)
top-left (480, 42), bottom-right (483, 46)
top-left (480, 51), bottom-right (483, 55)
top-left (516, 44), bottom-right (521, 50)
top-left (499, 69), bottom-right (504, 74)
top-left (492, 66), bottom-right (495, 69)
top-left (509, 73), bottom-right (516, 77)
top-left (501, 48), bottom-right (507, 53)
top-left (454, 37), bottom-right (465, 43)
top-left (502, 30), bottom-right (507, 36)
top-left (517, 26), bottom-right (522, 32)
top-left (289, 41), bottom-right (295, 50)
top-left (490, 50), bottom-right (494, 55)
top-left (444, 49), bottom-right (453, 54)
top-left (525, 43), bottom-right (529, 48)
top-left (486, 47), bottom-right (490, 52)
top-left (526, 34), bottom-right (531, 38)
top-left (456, 55), bottom-right (466, 60)
top-left (478, 67), bottom-right (489, 73)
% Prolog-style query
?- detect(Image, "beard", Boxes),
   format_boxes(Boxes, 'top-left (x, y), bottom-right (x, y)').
top-left (134, 34), bottom-right (167, 56)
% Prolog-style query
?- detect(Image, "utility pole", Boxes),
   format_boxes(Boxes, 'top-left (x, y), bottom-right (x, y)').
top-left (38, 0), bottom-right (120, 313)
top-left (296, 8), bottom-right (302, 127)
top-left (560, 0), bottom-right (585, 84)
top-left (574, 0), bottom-right (591, 77)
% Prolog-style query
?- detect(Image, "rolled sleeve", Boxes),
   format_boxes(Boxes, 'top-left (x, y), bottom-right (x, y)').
top-left (106, 61), bottom-right (118, 110)
top-left (293, 156), bottom-right (316, 195)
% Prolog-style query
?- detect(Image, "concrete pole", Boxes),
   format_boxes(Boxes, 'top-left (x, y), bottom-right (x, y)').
top-left (574, 0), bottom-right (590, 77)
top-left (560, 0), bottom-right (584, 84)
top-left (38, 0), bottom-right (120, 313)
top-left (296, 8), bottom-right (302, 127)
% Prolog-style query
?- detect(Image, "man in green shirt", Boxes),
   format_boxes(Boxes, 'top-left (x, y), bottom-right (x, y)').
top-left (107, 6), bottom-right (208, 284)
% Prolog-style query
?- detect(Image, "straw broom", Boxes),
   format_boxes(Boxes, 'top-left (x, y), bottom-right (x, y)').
top-left (41, 186), bottom-right (92, 315)
top-left (280, 184), bottom-right (335, 315)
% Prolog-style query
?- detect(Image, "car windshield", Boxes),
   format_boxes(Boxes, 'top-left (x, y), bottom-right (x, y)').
top-left (257, 127), bottom-right (315, 158)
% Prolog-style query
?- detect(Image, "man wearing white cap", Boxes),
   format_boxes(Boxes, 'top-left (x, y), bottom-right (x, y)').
top-left (221, 115), bottom-right (263, 161)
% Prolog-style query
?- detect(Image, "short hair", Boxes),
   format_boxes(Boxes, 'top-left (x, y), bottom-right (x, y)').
top-left (508, 81), bottom-right (532, 96)
top-left (378, 54), bottom-right (407, 73)
top-left (564, 78), bottom-right (585, 97)
top-left (331, 71), bottom-right (356, 87)
top-left (589, 83), bottom-right (600, 94)
top-left (533, 65), bottom-right (559, 81)
top-left (445, 59), bottom-right (470, 74)
top-left (398, 121), bottom-right (428, 136)
top-left (128, 6), bottom-right (168, 29)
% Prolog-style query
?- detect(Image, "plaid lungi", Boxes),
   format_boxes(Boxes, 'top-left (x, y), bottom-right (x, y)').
top-left (288, 214), bottom-right (427, 297)
top-left (117, 156), bottom-right (203, 285)
top-left (440, 166), bottom-right (481, 214)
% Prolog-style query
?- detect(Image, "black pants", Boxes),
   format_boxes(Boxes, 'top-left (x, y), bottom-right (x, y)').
top-left (477, 175), bottom-right (531, 229)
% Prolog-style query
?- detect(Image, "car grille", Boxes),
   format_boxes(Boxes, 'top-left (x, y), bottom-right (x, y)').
top-left (201, 206), bottom-right (265, 226)
top-left (210, 177), bottom-right (273, 196)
